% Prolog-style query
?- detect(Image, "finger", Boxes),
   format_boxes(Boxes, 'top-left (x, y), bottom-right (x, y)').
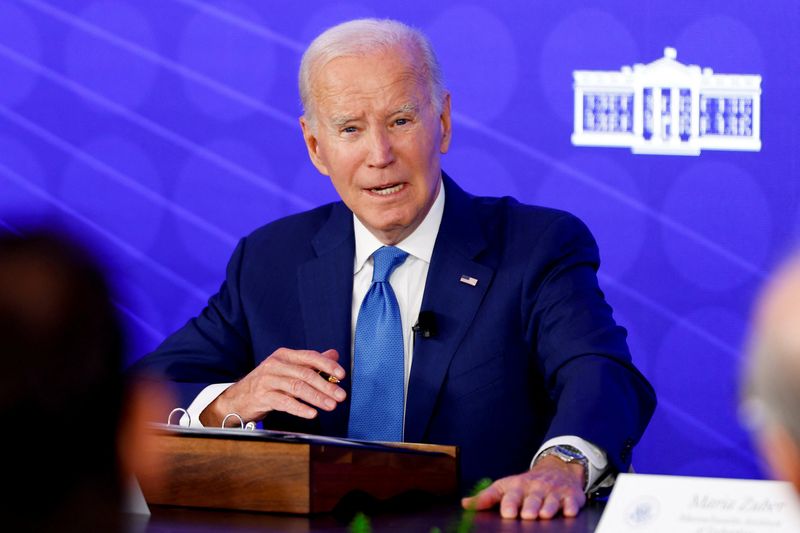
top-left (461, 484), bottom-right (503, 510)
top-left (275, 348), bottom-right (346, 381)
top-left (520, 494), bottom-right (544, 520)
top-left (276, 373), bottom-right (340, 411)
top-left (256, 361), bottom-right (339, 411)
top-left (319, 349), bottom-right (340, 361)
top-left (317, 350), bottom-right (344, 382)
top-left (499, 488), bottom-right (524, 519)
top-left (264, 391), bottom-right (317, 419)
top-left (538, 493), bottom-right (561, 520)
top-left (286, 362), bottom-right (347, 401)
top-left (561, 493), bottom-right (586, 517)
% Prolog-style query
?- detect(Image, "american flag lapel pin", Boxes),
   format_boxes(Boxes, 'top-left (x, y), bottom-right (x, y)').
top-left (459, 275), bottom-right (478, 287)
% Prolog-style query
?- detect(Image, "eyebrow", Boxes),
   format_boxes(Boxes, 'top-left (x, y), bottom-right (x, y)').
top-left (390, 103), bottom-right (419, 116)
top-left (330, 114), bottom-right (358, 128)
top-left (328, 104), bottom-right (420, 128)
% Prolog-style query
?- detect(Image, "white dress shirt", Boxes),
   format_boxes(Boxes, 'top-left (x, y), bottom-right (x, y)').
top-left (350, 178), bottom-right (445, 402)
top-left (183, 177), bottom-right (608, 491)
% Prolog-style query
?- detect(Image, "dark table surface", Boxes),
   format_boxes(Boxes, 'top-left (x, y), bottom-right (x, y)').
top-left (131, 500), bottom-right (606, 532)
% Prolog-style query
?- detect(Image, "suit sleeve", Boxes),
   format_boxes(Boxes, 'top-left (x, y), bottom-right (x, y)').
top-left (523, 212), bottom-right (656, 473)
top-left (129, 237), bottom-right (255, 409)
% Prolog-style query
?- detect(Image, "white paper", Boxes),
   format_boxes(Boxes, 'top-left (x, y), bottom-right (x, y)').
top-left (595, 473), bottom-right (800, 533)
top-left (123, 475), bottom-right (150, 517)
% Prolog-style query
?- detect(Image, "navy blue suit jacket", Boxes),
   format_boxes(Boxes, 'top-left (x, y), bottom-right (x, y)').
top-left (135, 174), bottom-right (655, 489)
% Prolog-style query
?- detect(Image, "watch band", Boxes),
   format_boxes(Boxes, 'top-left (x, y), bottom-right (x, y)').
top-left (535, 444), bottom-right (590, 490)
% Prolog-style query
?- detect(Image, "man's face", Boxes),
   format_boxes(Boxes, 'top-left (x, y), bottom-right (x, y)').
top-left (300, 46), bottom-right (452, 245)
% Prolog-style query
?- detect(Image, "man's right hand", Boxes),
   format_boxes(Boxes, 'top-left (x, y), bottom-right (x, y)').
top-left (199, 348), bottom-right (347, 427)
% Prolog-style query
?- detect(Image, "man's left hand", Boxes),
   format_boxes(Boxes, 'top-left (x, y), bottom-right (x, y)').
top-left (460, 455), bottom-right (587, 520)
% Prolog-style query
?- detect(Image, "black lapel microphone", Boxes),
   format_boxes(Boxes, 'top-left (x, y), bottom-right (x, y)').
top-left (412, 311), bottom-right (438, 338)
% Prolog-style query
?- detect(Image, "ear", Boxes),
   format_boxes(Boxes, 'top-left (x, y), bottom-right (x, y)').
top-left (439, 92), bottom-right (452, 154)
top-left (299, 116), bottom-right (331, 176)
top-left (118, 380), bottom-right (175, 494)
top-left (759, 424), bottom-right (800, 492)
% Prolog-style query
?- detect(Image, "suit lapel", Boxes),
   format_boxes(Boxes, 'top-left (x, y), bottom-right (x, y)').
top-left (297, 202), bottom-right (354, 437)
top-left (404, 176), bottom-right (495, 443)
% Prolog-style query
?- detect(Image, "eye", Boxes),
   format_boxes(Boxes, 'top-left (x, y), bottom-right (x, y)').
top-left (394, 118), bottom-right (410, 126)
top-left (342, 126), bottom-right (358, 134)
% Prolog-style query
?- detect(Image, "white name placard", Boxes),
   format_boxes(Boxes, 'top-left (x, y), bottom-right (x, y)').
top-left (595, 473), bottom-right (800, 533)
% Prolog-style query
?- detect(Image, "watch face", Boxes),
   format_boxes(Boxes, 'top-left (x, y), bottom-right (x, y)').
top-left (555, 445), bottom-right (584, 461)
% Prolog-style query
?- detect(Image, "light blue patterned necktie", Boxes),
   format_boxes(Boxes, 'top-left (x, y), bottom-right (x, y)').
top-left (347, 245), bottom-right (409, 441)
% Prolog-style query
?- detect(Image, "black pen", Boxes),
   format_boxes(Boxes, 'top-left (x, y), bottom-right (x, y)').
top-left (318, 370), bottom-right (341, 384)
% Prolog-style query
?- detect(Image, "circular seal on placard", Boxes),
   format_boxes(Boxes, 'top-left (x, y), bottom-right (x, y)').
top-left (625, 496), bottom-right (660, 527)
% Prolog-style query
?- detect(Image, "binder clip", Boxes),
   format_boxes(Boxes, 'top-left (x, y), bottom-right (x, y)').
top-left (167, 407), bottom-right (191, 427)
top-left (221, 413), bottom-right (255, 430)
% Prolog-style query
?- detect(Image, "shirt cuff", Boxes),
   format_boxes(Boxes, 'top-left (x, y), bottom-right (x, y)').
top-left (531, 435), bottom-right (609, 492)
top-left (180, 383), bottom-right (234, 428)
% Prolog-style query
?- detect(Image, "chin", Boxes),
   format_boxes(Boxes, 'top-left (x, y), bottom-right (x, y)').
top-left (363, 218), bottom-right (412, 242)
top-left (372, 220), bottom-right (409, 234)
top-left (365, 210), bottom-right (412, 230)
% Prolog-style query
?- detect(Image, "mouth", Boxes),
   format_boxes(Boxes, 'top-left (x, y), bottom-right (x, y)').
top-left (368, 182), bottom-right (406, 196)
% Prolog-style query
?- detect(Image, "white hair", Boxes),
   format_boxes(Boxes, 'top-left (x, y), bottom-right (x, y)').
top-left (298, 18), bottom-right (445, 123)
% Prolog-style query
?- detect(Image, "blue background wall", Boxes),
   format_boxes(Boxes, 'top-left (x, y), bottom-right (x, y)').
top-left (2, 0), bottom-right (798, 481)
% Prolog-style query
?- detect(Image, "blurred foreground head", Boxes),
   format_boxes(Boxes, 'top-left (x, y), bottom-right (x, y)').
top-left (0, 230), bottom-right (166, 531)
top-left (743, 254), bottom-right (800, 492)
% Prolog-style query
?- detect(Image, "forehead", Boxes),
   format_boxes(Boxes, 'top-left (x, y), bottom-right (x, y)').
top-left (760, 261), bottom-right (800, 323)
top-left (310, 47), bottom-right (429, 114)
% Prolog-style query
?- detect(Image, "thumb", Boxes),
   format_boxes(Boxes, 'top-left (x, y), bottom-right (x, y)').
top-left (462, 484), bottom-right (502, 510)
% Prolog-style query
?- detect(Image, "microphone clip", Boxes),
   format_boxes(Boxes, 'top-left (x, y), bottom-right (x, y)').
top-left (412, 311), bottom-right (437, 339)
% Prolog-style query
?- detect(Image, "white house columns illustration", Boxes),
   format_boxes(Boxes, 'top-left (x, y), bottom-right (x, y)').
top-left (572, 48), bottom-right (761, 156)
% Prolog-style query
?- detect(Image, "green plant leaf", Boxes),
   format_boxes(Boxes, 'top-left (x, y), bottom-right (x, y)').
top-left (447, 478), bottom-right (493, 533)
top-left (349, 511), bottom-right (371, 533)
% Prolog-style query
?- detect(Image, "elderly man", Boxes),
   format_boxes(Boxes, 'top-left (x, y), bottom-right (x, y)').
top-left (134, 18), bottom-right (655, 519)
top-left (743, 255), bottom-right (800, 493)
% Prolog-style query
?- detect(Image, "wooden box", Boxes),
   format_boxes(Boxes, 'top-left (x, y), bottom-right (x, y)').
top-left (139, 426), bottom-right (458, 514)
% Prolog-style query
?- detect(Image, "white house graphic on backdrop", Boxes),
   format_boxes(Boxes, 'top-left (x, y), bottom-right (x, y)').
top-left (571, 48), bottom-right (762, 155)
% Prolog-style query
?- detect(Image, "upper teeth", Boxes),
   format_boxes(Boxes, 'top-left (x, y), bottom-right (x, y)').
top-left (372, 183), bottom-right (404, 196)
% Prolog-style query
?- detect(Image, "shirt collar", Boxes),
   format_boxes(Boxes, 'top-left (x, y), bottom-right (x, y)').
top-left (353, 179), bottom-right (445, 274)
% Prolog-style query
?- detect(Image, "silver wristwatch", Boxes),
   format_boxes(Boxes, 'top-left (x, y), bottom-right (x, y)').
top-left (535, 444), bottom-right (589, 489)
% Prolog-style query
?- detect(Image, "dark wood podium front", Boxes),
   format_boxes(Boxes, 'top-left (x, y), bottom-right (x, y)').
top-left (139, 425), bottom-right (458, 514)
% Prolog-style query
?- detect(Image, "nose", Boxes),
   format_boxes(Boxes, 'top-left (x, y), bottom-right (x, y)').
top-left (366, 128), bottom-right (395, 168)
